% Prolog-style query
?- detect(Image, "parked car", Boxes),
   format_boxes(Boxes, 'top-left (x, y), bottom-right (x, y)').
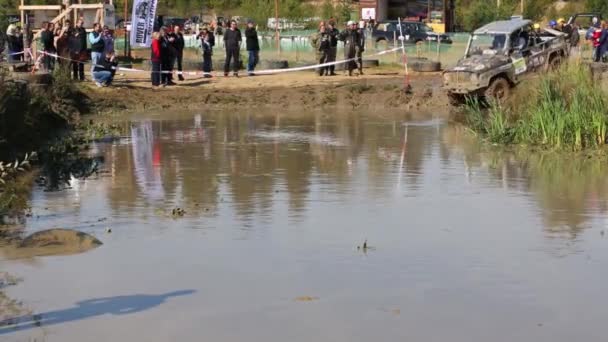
top-left (443, 18), bottom-right (569, 104)
top-left (372, 21), bottom-right (452, 46)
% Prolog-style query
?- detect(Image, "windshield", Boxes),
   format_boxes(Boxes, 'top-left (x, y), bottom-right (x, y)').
top-left (467, 33), bottom-right (507, 57)
top-left (420, 25), bottom-right (434, 33)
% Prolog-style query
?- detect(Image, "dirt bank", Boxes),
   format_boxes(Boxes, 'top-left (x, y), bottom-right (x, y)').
top-left (86, 70), bottom-right (447, 114)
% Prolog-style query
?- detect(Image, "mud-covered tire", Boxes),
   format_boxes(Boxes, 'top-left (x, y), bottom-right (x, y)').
top-left (484, 77), bottom-right (511, 102)
top-left (362, 59), bottom-right (379, 67)
top-left (261, 60), bottom-right (289, 69)
top-left (448, 92), bottom-right (466, 106)
top-left (409, 59), bottom-right (441, 72)
top-left (10, 71), bottom-right (52, 84)
top-left (549, 55), bottom-right (563, 71)
top-left (376, 39), bottom-right (389, 50)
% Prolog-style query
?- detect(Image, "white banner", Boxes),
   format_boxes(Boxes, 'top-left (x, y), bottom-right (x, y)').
top-left (130, 0), bottom-right (158, 48)
top-left (362, 8), bottom-right (376, 20)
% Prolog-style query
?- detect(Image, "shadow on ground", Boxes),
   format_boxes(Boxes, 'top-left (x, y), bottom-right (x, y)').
top-left (0, 289), bottom-right (195, 334)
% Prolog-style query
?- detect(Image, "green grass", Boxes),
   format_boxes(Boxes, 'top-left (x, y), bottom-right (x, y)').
top-left (464, 63), bottom-right (608, 150)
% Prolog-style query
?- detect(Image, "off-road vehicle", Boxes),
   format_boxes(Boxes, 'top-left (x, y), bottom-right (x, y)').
top-left (443, 18), bottom-right (569, 105)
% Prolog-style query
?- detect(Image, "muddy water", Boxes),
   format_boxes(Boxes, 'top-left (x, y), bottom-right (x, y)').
top-left (2, 110), bottom-right (608, 342)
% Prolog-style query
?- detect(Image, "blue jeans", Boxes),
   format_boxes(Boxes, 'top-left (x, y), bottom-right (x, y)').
top-left (247, 50), bottom-right (259, 73)
top-left (91, 52), bottom-right (103, 73)
top-left (93, 70), bottom-right (113, 85)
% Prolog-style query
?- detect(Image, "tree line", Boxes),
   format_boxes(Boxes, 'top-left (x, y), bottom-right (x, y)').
top-left (455, 0), bottom-right (608, 32)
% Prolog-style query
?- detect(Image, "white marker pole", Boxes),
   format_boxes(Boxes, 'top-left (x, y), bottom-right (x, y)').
top-left (397, 17), bottom-right (410, 90)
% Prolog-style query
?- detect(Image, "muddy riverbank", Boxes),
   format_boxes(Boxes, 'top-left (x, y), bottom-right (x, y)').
top-left (87, 71), bottom-right (446, 114)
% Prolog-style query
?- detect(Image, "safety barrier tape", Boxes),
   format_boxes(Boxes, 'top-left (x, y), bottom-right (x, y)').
top-left (36, 46), bottom-right (404, 77)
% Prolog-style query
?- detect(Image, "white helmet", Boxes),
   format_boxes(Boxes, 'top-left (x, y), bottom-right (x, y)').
top-left (347, 20), bottom-right (355, 26)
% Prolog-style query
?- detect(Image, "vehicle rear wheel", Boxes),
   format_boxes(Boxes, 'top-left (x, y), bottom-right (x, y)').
top-left (376, 39), bottom-right (388, 50)
top-left (484, 77), bottom-right (511, 103)
top-left (448, 92), bottom-right (465, 106)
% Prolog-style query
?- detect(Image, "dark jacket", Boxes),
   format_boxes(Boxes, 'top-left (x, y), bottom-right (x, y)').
top-left (340, 29), bottom-right (360, 58)
top-left (40, 29), bottom-right (55, 51)
top-left (245, 27), bottom-right (259, 51)
top-left (223, 28), bottom-right (242, 50)
top-left (599, 29), bottom-right (608, 59)
top-left (170, 32), bottom-right (185, 54)
top-left (569, 25), bottom-right (580, 47)
top-left (89, 31), bottom-right (105, 53)
top-left (69, 26), bottom-right (87, 53)
top-left (208, 31), bottom-right (216, 47)
top-left (160, 36), bottom-right (174, 61)
top-left (93, 56), bottom-right (117, 75)
top-left (7, 35), bottom-right (20, 52)
top-left (318, 31), bottom-right (330, 51)
top-left (328, 28), bottom-right (339, 47)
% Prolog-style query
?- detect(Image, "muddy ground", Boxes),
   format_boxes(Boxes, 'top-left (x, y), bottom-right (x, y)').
top-left (85, 69), bottom-right (447, 114)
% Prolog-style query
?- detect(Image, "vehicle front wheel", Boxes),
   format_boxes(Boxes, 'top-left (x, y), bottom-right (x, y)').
top-left (549, 55), bottom-right (563, 71)
top-left (484, 77), bottom-right (511, 103)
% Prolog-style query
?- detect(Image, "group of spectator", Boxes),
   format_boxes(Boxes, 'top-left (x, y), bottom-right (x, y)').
top-left (586, 18), bottom-right (608, 62)
top-left (150, 26), bottom-right (186, 87)
top-left (6, 19), bottom-right (116, 86)
top-left (150, 19), bottom-right (261, 87)
top-left (3, 16), bottom-right (372, 88)
top-left (313, 20), bottom-right (366, 77)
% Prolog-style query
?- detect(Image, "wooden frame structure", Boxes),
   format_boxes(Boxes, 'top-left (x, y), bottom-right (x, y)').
top-left (19, 0), bottom-right (114, 32)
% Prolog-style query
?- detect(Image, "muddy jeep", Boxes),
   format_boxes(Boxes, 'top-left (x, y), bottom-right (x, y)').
top-left (443, 18), bottom-right (569, 105)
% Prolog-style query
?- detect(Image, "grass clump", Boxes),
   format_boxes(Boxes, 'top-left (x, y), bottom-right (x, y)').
top-left (464, 64), bottom-right (608, 150)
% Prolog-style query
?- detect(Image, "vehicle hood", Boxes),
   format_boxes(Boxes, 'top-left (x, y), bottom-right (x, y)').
top-left (447, 54), bottom-right (510, 73)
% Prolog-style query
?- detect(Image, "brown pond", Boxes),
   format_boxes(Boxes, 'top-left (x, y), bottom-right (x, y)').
top-left (1, 110), bottom-right (608, 341)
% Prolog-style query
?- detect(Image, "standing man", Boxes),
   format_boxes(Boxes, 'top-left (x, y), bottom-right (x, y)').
top-left (327, 21), bottom-right (339, 76)
top-left (69, 18), bottom-right (87, 81)
top-left (245, 20), bottom-right (260, 76)
top-left (160, 27), bottom-right (176, 86)
top-left (89, 23), bottom-right (105, 75)
top-left (102, 25), bottom-right (115, 56)
top-left (223, 20), bottom-right (242, 77)
top-left (339, 21), bottom-right (360, 76)
top-left (199, 28), bottom-right (213, 77)
top-left (171, 26), bottom-right (185, 81)
top-left (357, 21), bottom-right (366, 75)
top-left (39, 21), bottom-right (55, 71)
top-left (315, 21), bottom-right (330, 76)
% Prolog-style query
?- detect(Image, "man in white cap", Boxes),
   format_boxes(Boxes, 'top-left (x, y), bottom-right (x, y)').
top-left (357, 21), bottom-right (366, 75)
top-left (339, 20), bottom-right (361, 76)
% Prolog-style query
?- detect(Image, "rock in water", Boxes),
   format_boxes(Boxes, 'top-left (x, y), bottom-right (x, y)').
top-left (17, 229), bottom-right (102, 257)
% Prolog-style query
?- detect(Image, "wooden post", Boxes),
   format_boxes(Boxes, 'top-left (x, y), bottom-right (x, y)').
top-left (275, 0), bottom-right (279, 56)
top-left (124, 0), bottom-right (128, 57)
top-left (20, 0), bottom-right (24, 26)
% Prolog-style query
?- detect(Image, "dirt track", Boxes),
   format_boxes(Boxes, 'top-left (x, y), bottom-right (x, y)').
top-left (85, 69), bottom-right (447, 114)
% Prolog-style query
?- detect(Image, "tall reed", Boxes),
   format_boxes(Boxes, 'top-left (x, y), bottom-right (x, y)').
top-left (464, 63), bottom-right (608, 150)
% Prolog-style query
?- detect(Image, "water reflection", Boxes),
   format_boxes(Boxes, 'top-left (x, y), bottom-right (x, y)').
top-left (442, 126), bottom-right (608, 239)
top-left (25, 111), bottom-right (608, 240)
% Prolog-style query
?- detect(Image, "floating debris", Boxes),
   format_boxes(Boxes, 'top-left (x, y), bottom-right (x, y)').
top-left (294, 296), bottom-right (319, 302)
top-left (171, 208), bottom-right (186, 217)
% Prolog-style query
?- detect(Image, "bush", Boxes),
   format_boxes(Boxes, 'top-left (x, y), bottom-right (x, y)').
top-left (463, 63), bottom-right (608, 150)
